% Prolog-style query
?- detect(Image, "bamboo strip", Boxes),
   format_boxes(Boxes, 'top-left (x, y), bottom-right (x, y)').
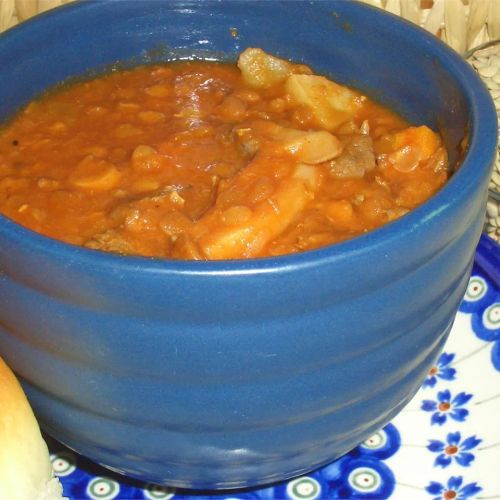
top-left (0, 0), bottom-right (15, 32)
top-left (15, 0), bottom-right (39, 22)
top-left (444, 0), bottom-right (467, 54)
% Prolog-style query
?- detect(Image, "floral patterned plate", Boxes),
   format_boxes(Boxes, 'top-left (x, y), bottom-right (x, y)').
top-left (46, 235), bottom-right (500, 500)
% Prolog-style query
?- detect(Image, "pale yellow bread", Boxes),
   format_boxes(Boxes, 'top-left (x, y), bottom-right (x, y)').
top-left (0, 356), bottom-right (64, 500)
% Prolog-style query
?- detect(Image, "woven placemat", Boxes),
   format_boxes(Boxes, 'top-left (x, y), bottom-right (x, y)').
top-left (1, 0), bottom-right (499, 242)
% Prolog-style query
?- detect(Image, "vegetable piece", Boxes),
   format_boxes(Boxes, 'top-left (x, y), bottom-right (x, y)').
top-left (171, 234), bottom-right (203, 260)
top-left (70, 156), bottom-right (122, 190)
top-left (235, 120), bottom-right (342, 164)
top-left (325, 199), bottom-right (355, 228)
top-left (195, 157), bottom-right (320, 259)
top-left (293, 163), bottom-right (322, 190)
top-left (237, 48), bottom-right (294, 89)
top-left (390, 126), bottom-right (441, 161)
top-left (280, 130), bottom-right (343, 164)
top-left (286, 74), bottom-right (361, 130)
top-left (377, 126), bottom-right (442, 173)
top-left (199, 178), bottom-right (312, 259)
top-left (131, 145), bottom-right (162, 170)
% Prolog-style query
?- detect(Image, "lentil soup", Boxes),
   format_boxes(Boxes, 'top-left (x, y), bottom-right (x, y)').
top-left (0, 49), bottom-right (449, 259)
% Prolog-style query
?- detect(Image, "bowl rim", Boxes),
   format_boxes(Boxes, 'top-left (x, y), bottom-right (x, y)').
top-left (0, 0), bottom-right (497, 276)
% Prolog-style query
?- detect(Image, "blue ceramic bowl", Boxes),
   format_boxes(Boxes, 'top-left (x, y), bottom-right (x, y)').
top-left (0, 0), bottom-right (497, 490)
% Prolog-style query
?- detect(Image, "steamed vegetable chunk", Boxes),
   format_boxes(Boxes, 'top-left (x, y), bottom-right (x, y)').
top-left (194, 158), bottom-right (319, 259)
top-left (234, 120), bottom-right (342, 165)
top-left (0, 49), bottom-right (450, 259)
top-left (286, 74), bottom-right (362, 130)
top-left (237, 48), bottom-right (311, 89)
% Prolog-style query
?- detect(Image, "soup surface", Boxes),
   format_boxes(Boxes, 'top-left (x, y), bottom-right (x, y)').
top-left (0, 49), bottom-right (449, 259)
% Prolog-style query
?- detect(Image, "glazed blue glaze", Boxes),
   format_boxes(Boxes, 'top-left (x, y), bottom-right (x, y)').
top-left (0, 0), bottom-right (497, 490)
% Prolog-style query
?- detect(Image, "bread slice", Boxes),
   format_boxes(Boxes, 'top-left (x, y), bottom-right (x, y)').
top-left (0, 356), bottom-right (64, 500)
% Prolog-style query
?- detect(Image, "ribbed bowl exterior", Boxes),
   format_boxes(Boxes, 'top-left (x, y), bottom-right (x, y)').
top-left (0, 0), bottom-right (497, 489)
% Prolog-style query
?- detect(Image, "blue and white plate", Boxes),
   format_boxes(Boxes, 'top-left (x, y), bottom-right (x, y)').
top-left (47, 235), bottom-right (500, 500)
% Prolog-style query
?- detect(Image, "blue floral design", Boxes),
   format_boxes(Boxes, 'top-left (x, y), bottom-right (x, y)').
top-left (271, 471), bottom-right (326, 500)
top-left (350, 423), bottom-right (401, 460)
top-left (459, 270), bottom-right (495, 314)
top-left (426, 476), bottom-right (482, 499)
top-left (423, 353), bottom-right (457, 389)
top-left (321, 456), bottom-right (395, 498)
top-left (421, 390), bottom-right (472, 425)
top-left (427, 432), bottom-right (481, 468)
top-left (306, 425), bottom-right (399, 498)
top-left (48, 427), bottom-right (399, 500)
top-left (459, 266), bottom-right (500, 371)
top-left (472, 301), bottom-right (500, 371)
top-left (349, 424), bottom-right (401, 460)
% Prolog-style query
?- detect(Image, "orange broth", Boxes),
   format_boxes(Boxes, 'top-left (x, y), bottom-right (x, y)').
top-left (0, 50), bottom-right (449, 259)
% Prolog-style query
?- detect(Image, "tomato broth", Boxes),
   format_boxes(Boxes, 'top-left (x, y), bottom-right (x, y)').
top-left (0, 49), bottom-right (449, 259)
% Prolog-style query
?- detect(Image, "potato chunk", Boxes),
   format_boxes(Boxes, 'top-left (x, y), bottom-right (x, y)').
top-left (199, 177), bottom-right (313, 260)
top-left (237, 48), bottom-right (294, 89)
top-left (286, 74), bottom-right (361, 131)
top-left (194, 156), bottom-right (320, 259)
top-left (235, 120), bottom-right (342, 164)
